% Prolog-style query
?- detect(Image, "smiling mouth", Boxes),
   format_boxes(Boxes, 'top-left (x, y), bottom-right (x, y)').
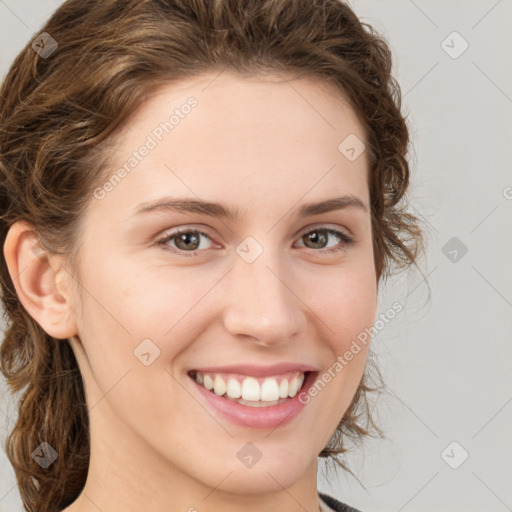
top-left (188, 369), bottom-right (312, 407)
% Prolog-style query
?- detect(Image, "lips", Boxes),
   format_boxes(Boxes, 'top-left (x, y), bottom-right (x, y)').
top-left (187, 367), bottom-right (319, 429)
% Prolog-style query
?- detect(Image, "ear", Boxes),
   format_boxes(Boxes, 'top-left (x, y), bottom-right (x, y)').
top-left (3, 220), bottom-right (78, 340)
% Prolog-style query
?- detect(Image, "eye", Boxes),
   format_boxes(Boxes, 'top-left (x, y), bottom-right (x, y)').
top-left (295, 227), bottom-right (354, 255)
top-left (155, 225), bottom-right (354, 257)
top-left (156, 228), bottom-right (214, 257)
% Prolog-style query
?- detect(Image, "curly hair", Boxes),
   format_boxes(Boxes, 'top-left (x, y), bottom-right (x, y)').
top-left (0, 1), bottom-right (423, 511)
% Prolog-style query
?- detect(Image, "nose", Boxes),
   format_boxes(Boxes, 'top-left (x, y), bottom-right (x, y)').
top-left (222, 247), bottom-right (306, 348)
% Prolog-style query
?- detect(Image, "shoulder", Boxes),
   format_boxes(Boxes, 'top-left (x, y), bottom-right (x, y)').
top-left (318, 492), bottom-right (363, 512)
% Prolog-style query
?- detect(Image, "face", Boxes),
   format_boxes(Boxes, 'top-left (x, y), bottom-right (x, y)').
top-left (65, 71), bottom-right (377, 506)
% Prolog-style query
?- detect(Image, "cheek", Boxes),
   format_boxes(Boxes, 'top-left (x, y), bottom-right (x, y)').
top-left (335, 278), bottom-right (377, 348)
top-left (301, 270), bottom-right (376, 451)
top-left (302, 262), bottom-right (377, 342)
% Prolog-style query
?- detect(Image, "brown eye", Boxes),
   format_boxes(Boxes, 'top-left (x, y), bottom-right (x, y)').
top-left (157, 229), bottom-right (213, 256)
top-left (302, 230), bottom-right (328, 249)
top-left (296, 228), bottom-right (353, 254)
top-left (174, 231), bottom-right (201, 251)
top-left (156, 226), bottom-right (354, 258)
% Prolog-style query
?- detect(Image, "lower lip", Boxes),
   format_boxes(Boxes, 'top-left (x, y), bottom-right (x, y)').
top-left (190, 371), bottom-right (318, 429)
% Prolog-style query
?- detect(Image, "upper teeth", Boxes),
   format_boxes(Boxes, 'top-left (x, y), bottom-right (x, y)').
top-left (194, 371), bottom-right (305, 401)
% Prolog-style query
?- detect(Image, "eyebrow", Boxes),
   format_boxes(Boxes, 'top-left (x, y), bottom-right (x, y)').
top-left (131, 195), bottom-right (368, 221)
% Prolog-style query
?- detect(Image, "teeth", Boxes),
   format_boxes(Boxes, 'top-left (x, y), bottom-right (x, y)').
top-left (288, 374), bottom-right (298, 397)
top-left (278, 378), bottom-right (289, 398)
top-left (241, 377), bottom-right (260, 401)
top-left (193, 371), bottom-right (306, 402)
top-left (203, 374), bottom-right (213, 390)
top-left (226, 377), bottom-right (242, 399)
top-left (236, 397), bottom-right (286, 407)
top-left (288, 373), bottom-right (305, 397)
top-left (260, 378), bottom-right (279, 401)
top-left (213, 375), bottom-right (226, 396)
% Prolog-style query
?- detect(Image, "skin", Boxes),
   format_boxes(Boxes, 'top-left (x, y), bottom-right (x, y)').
top-left (4, 71), bottom-right (377, 512)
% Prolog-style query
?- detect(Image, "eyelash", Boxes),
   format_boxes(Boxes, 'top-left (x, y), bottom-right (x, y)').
top-left (155, 226), bottom-right (354, 257)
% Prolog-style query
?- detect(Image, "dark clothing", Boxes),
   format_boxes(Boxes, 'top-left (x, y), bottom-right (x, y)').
top-left (319, 492), bottom-right (362, 512)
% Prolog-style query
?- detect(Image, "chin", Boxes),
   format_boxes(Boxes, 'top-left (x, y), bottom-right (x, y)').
top-left (217, 468), bottom-right (306, 495)
top-left (236, 451), bottom-right (313, 493)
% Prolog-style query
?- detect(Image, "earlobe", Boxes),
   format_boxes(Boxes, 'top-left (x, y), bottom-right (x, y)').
top-left (3, 220), bottom-right (78, 340)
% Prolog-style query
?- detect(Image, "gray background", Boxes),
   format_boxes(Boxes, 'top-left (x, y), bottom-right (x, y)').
top-left (1, 1), bottom-right (511, 511)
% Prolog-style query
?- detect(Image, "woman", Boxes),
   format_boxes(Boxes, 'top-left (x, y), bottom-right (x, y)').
top-left (0, 1), bottom-right (423, 511)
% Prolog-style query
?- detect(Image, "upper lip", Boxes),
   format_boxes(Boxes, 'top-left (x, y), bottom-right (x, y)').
top-left (190, 363), bottom-right (318, 377)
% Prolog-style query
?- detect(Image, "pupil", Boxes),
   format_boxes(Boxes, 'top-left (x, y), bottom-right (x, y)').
top-left (307, 231), bottom-right (326, 248)
top-left (178, 233), bottom-right (199, 250)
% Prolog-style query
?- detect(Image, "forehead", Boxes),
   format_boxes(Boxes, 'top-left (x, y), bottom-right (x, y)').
top-left (90, 71), bottom-right (370, 223)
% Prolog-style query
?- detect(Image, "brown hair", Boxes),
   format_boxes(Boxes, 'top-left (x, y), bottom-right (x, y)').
top-left (0, 0), bottom-right (423, 511)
